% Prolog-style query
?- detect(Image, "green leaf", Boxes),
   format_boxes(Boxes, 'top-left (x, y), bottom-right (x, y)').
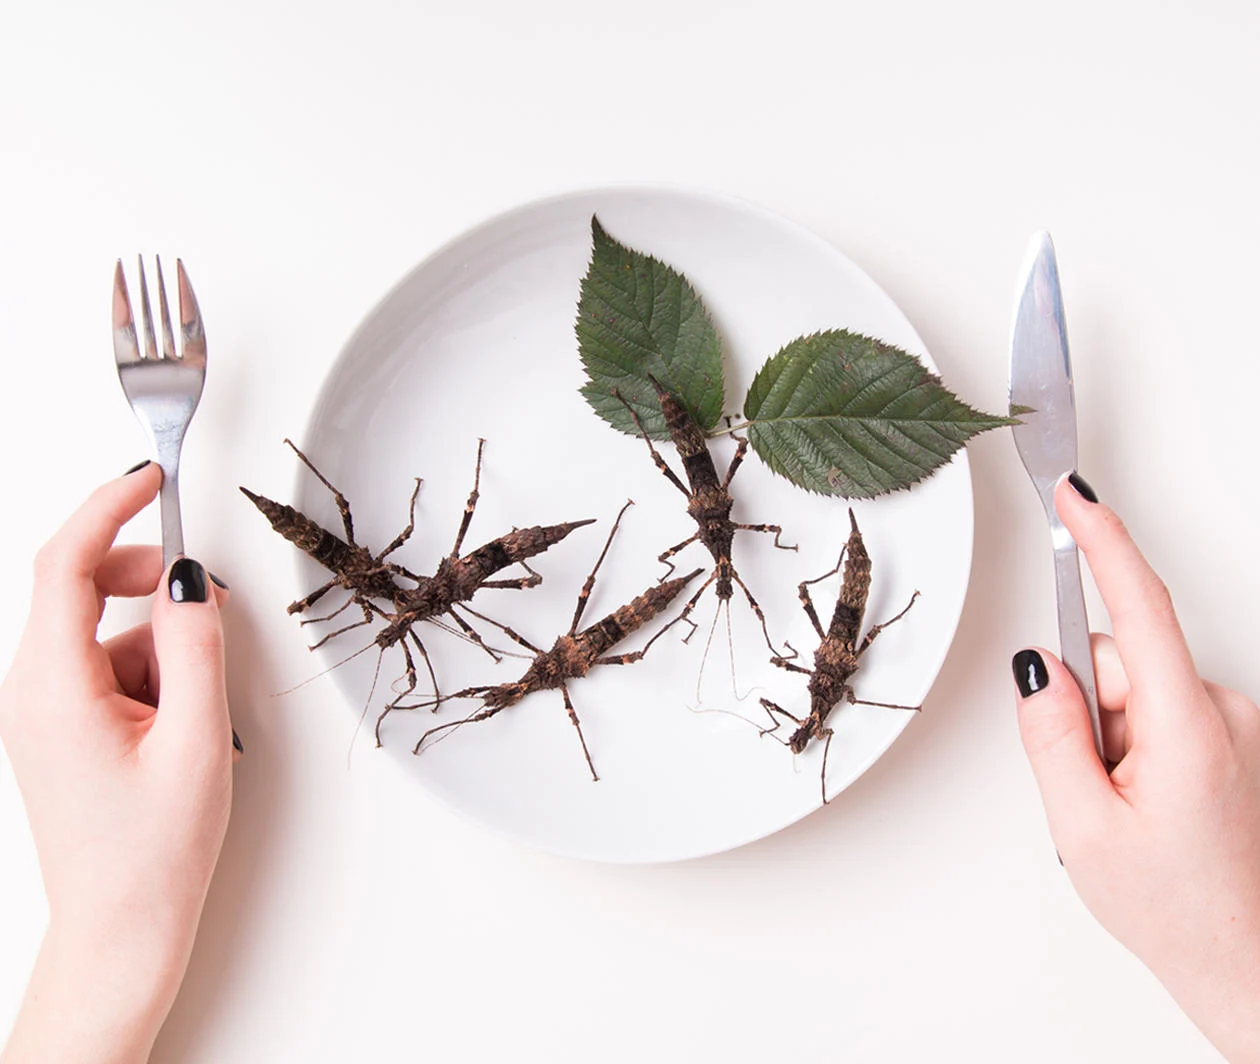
top-left (577, 216), bottom-right (725, 438)
top-left (743, 330), bottom-right (1016, 498)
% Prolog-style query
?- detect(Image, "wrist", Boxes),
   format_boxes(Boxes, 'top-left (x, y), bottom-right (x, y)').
top-left (1158, 948), bottom-right (1260, 1063)
top-left (1, 923), bottom-right (182, 1064)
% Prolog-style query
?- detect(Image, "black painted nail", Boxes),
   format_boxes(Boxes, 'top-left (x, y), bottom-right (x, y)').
top-left (169, 558), bottom-right (208, 604)
top-left (209, 571), bottom-right (230, 590)
top-left (1012, 649), bottom-right (1049, 698)
top-left (232, 728), bottom-right (244, 754)
top-left (124, 459), bottom-right (152, 476)
top-left (1067, 472), bottom-right (1098, 504)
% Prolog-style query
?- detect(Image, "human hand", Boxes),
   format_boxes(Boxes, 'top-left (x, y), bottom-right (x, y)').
top-left (1013, 474), bottom-right (1260, 1063)
top-left (0, 463), bottom-right (236, 1064)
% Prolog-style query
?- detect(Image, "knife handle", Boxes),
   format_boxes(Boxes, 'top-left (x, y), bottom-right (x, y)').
top-left (1051, 517), bottom-right (1103, 761)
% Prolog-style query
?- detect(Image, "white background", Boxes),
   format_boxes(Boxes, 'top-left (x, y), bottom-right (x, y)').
top-left (1, 1), bottom-right (1256, 1061)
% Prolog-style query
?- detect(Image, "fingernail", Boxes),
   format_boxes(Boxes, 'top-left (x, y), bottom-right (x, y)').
top-left (124, 459), bottom-right (152, 476)
top-left (1012, 649), bottom-right (1049, 698)
top-left (1067, 472), bottom-right (1098, 503)
top-left (169, 558), bottom-right (208, 604)
top-left (232, 728), bottom-right (244, 754)
top-left (209, 571), bottom-right (230, 590)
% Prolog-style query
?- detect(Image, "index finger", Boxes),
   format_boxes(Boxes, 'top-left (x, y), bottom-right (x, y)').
top-left (1054, 475), bottom-right (1204, 724)
top-left (29, 463), bottom-right (162, 650)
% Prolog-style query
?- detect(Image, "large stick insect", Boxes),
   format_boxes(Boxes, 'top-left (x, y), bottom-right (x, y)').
top-left (411, 501), bottom-right (702, 781)
top-left (760, 509), bottom-right (921, 804)
top-left (241, 438), bottom-right (593, 719)
top-left (616, 376), bottom-right (795, 658)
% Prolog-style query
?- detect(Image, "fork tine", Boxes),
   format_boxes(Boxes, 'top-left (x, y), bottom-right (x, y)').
top-left (137, 255), bottom-right (158, 361)
top-left (112, 260), bottom-right (141, 365)
top-left (176, 259), bottom-right (206, 363)
top-left (155, 255), bottom-right (177, 360)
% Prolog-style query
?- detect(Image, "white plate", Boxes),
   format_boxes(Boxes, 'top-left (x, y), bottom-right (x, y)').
top-left (296, 186), bottom-right (973, 863)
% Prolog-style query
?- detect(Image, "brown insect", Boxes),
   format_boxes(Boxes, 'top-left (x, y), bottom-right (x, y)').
top-left (411, 501), bottom-right (703, 781)
top-left (241, 439), bottom-right (593, 725)
top-left (760, 509), bottom-right (920, 803)
top-left (616, 376), bottom-right (794, 656)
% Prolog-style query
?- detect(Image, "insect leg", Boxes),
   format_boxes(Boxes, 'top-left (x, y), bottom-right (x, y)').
top-left (413, 699), bottom-right (503, 755)
top-left (377, 478), bottom-right (422, 560)
top-left (614, 390), bottom-right (690, 497)
top-left (657, 532), bottom-right (699, 580)
top-left (851, 696), bottom-right (922, 712)
top-left (308, 613), bottom-right (375, 651)
top-left (298, 594), bottom-right (358, 627)
top-left (479, 575), bottom-right (543, 590)
top-left (569, 499), bottom-right (634, 634)
top-left (636, 579), bottom-right (707, 654)
top-left (442, 608), bottom-right (504, 662)
top-left (559, 684), bottom-right (599, 782)
top-left (734, 522), bottom-right (797, 551)
top-left (409, 629), bottom-right (441, 701)
top-left (793, 547), bottom-right (848, 639)
top-left (593, 651), bottom-right (644, 665)
top-left (856, 591), bottom-right (920, 657)
top-left (647, 569), bottom-right (714, 647)
top-left (374, 639), bottom-right (426, 743)
top-left (769, 656), bottom-right (812, 675)
top-left (451, 438), bottom-right (486, 557)
top-left (820, 728), bottom-right (835, 804)
top-left (285, 437), bottom-right (357, 544)
top-left (758, 697), bottom-right (804, 735)
top-left (729, 569), bottom-right (789, 657)
top-left (720, 435), bottom-right (749, 489)
top-left (453, 604), bottom-right (542, 654)
top-left (287, 578), bottom-right (339, 615)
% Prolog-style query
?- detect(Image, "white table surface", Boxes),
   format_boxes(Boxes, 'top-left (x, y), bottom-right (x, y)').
top-left (2, 1), bottom-right (1256, 1060)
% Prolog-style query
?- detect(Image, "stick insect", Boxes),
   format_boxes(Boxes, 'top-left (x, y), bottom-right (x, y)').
top-left (241, 438), bottom-right (593, 722)
top-left (616, 376), bottom-right (795, 659)
top-left (760, 509), bottom-right (921, 804)
top-left (411, 501), bottom-right (703, 781)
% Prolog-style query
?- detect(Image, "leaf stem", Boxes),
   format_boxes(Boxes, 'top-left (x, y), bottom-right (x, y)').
top-left (708, 420), bottom-right (752, 438)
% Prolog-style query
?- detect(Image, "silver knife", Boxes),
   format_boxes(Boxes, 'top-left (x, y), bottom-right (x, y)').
top-left (1009, 231), bottom-right (1103, 760)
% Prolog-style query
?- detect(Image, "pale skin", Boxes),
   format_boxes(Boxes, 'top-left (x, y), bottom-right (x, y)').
top-left (1, 468), bottom-right (1258, 1061)
top-left (0, 463), bottom-right (236, 1064)
top-left (1015, 475), bottom-right (1260, 1062)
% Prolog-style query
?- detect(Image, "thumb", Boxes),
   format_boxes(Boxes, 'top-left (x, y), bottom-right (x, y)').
top-left (1012, 647), bottom-right (1118, 849)
top-left (149, 557), bottom-right (230, 754)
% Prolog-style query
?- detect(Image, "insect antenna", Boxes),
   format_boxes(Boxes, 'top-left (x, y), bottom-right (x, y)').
top-left (347, 648), bottom-right (386, 768)
top-left (273, 640), bottom-right (378, 696)
top-left (693, 598), bottom-right (724, 703)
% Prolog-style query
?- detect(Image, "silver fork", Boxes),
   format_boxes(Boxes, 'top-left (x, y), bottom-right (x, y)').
top-left (113, 257), bottom-right (207, 568)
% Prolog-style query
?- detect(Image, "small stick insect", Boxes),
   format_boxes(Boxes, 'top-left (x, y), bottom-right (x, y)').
top-left (760, 509), bottom-right (921, 804)
top-left (411, 501), bottom-right (703, 781)
top-left (616, 376), bottom-right (795, 657)
top-left (241, 438), bottom-right (594, 720)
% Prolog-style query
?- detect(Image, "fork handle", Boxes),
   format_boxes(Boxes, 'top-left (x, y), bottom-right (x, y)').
top-left (1051, 517), bottom-right (1103, 761)
top-left (155, 443), bottom-right (185, 569)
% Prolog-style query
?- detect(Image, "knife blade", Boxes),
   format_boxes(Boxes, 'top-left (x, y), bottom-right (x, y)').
top-left (1010, 231), bottom-right (1103, 760)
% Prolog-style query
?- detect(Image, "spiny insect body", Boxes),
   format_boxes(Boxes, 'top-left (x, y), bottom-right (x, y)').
top-left (618, 375), bottom-right (795, 656)
top-left (411, 501), bottom-right (702, 781)
top-left (241, 438), bottom-right (593, 721)
top-left (760, 509), bottom-right (921, 803)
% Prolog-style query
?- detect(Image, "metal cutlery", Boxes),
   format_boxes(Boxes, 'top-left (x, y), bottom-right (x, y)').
top-left (113, 257), bottom-right (207, 569)
top-left (1010, 231), bottom-right (1103, 760)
